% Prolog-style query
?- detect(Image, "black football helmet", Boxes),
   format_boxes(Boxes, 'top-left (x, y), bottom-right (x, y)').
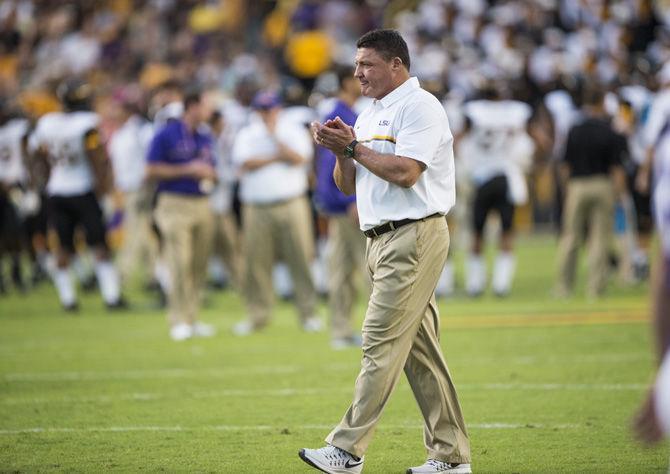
top-left (57, 78), bottom-right (93, 111)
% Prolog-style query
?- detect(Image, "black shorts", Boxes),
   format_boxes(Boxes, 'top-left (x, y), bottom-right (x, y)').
top-left (0, 189), bottom-right (22, 251)
top-left (24, 193), bottom-right (48, 238)
top-left (628, 167), bottom-right (653, 234)
top-left (48, 192), bottom-right (107, 253)
top-left (472, 175), bottom-right (515, 235)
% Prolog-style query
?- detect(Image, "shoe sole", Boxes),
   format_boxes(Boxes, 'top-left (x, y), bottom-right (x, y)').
top-left (298, 449), bottom-right (331, 474)
top-left (406, 468), bottom-right (472, 474)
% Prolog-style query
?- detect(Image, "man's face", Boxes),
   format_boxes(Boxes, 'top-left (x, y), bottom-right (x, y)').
top-left (191, 98), bottom-right (213, 124)
top-left (354, 47), bottom-right (395, 100)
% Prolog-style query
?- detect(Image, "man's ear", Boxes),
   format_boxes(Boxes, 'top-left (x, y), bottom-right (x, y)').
top-left (392, 57), bottom-right (404, 71)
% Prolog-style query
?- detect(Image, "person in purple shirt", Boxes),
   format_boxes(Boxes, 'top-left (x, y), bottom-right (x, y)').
top-left (314, 66), bottom-right (367, 349)
top-left (146, 91), bottom-right (218, 341)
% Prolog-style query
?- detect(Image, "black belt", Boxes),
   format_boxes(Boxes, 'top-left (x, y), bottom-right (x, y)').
top-left (363, 213), bottom-right (443, 238)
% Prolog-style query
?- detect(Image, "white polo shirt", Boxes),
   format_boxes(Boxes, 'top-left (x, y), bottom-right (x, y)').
top-left (353, 77), bottom-right (455, 231)
top-left (232, 112), bottom-right (312, 205)
top-left (108, 115), bottom-right (152, 193)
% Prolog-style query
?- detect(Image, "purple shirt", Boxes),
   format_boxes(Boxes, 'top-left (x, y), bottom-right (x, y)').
top-left (314, 99), bottom-right (357, 215)
top-left (147, 119), bottom-right (215, 196)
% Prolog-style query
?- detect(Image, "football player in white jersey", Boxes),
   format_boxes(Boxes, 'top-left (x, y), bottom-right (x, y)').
top-left (0, 100), bottom-right (30, 293)
top-left (28, 79), bottom-right (126, 311)
top-left (459, 91), bottom-right (535, 297)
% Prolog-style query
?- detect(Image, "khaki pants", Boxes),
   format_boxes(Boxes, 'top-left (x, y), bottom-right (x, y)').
top-left (327, 216), bottom-right (470, 463)
top-left (556, 176), bottom-right (614, 297)
top-left (212, 211), bottom-right (242, 290)
top-left (327, 214), bottom-right (367, 339)
top-left (242, 195), bottom-right (315, 327)
top-left (118, 190), bottom-right (158, 282)
top-left (154, 193), bottom-right (213, 327)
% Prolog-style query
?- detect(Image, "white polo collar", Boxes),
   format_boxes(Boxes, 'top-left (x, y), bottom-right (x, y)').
top-left (377, 77), bottom-right (420, 109)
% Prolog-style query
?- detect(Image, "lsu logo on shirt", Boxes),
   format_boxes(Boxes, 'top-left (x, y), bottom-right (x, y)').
top-left (378, 120), bottom-right (390, 126)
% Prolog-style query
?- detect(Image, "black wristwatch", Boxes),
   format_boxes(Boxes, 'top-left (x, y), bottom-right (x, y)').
top-left (344, 139), bottom-right (358, 159)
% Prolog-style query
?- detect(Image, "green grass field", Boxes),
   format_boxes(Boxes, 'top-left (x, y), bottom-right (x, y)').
top-left (1, 234), bottom-right (669, 473)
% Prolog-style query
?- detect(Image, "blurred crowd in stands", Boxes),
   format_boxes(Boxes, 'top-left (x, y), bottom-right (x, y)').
top-left (1, 0), bottom-right (669, 340)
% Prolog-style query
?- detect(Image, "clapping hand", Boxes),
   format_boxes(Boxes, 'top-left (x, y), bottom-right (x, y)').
top-left (311, 117), bottom-right (356, 157)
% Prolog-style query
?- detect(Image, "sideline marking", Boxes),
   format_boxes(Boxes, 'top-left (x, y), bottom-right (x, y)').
top-left (444, 310), bottom-right (648, 329)
top-left (0, 422), bottom-right (582, 436)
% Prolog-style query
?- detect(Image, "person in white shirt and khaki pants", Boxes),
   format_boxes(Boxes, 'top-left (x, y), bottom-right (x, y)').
top-left (300, 29), bottom-right (471, 474)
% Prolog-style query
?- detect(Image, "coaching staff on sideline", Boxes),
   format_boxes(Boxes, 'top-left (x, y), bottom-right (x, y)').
top-left (146, 91), bottom-right (217, 341)
top-left (299, 29), bottom-right (471, 474)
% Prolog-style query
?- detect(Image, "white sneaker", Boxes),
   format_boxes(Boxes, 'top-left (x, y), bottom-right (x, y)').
top-left (192, 322), bottom-right (216, 338)
top-left (232, 320), bottom-right (254, 336)
top-left (302, 316), bottom-right (323, 333)
top-left (170, 323), bottom-right (193, 341)
top-left (407, 459), bottom-right (472, 474)
top-left (299, 445), bottom-right (364, 474)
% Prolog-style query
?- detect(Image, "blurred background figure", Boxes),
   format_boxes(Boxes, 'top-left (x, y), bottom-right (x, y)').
top-left (231, 90), bottom-right (320, 336)
top-left (28, 78), bottom-right (126, 312)
top-left (146, 90), bottom-right (216, 341)
top-left (207, 109), bottom-right (242, 292)
top-left (0, 0), bottom-right (667, 312)
top-left (0, 99), bottom-right (30, 294)
top-left (107, 85), bottom-right (157, 289)
top-left (313, 65), bottom-right (365, 350)
top-left (555, 88), bottom-right (628, 299)
top-left (460, 88), bottom-right (535, 297)
top-left (633, 106), bottom-right (670, 459)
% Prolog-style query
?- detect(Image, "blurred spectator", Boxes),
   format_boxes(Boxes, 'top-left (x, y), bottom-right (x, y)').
top-left (28, 78), bottom-right (126, 311)
top-left (313, 66), bottom-right (365, 350)
top-left (107, 87), bottom-right (156, 285)
top-left (146, 90), bottom-right (216, 341)
top-left (460, 89), bottom-right (535, 297)
top-left (231, 90), bottom-right (320, 336)
top-left (207, 109), bottom-right (242, 291)
top-left (555, 87), bottom-right (628, 299)
top-left (0, 99), bottom-right (29, 293)
top-left (633, 111), bottom-right (670, 453)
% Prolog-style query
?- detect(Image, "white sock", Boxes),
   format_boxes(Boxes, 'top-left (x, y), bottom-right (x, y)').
top-left (466, 254), bottom-right (486, 295)
top-left (95, 260), bottom-right (121, 304)
top-left (154, 259), bottom-right (171, 293)
top-left (208, 257), bottom-right (227, 284)
top-left (53, 268), bottom-right (76, 306)
top-left (436, 261), bottom-right (455, 297)
top-left (492, 252), bottom-right (516, 295)
top-left (273, 262), bottom-right (293, 298)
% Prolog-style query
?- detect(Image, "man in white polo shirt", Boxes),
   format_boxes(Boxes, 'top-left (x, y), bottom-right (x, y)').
top-left (300, 29), bottom-right (471, 474)
top-left (231, 91), bottom-right (321, 335)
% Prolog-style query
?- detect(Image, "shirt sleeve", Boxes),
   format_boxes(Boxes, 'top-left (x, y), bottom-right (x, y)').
top-left (146, 128), bottom-right (167, 163)
top-left (643, 93), bottom-right (670, 148)
top-left (394, 100), bottom-right (446, 166)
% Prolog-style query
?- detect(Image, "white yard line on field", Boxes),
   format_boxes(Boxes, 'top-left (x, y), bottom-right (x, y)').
top-left (3, 365), bottom-right (302, 382)
top-left (2, 353), bottom-right (649, 383)
top-left (0, 383), bottom-right (646, 405)
top-left (0, 422), bottom-right (581, 436)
